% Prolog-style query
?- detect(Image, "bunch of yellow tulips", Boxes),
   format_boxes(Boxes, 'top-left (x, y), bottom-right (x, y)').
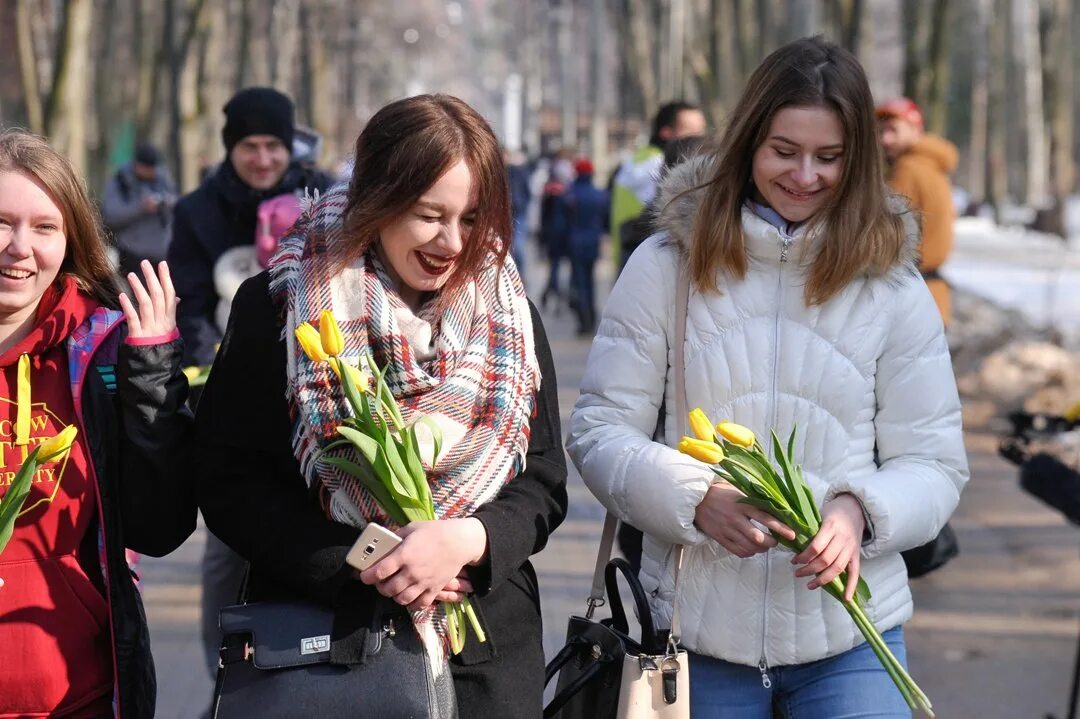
top-left (295, 311), bottom-right (485, 655)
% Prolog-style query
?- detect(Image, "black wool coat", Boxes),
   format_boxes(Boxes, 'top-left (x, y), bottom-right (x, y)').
top-left (79, 330), bottom-right (196, 718)
top-left (195, 273), bottom-right (568, 718)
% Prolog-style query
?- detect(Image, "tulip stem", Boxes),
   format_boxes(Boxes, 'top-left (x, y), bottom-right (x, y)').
top-left (462, 597), bottom-right (487, 643)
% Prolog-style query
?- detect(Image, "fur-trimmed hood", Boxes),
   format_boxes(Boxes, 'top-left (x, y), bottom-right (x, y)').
top-left (651, 154), bottom-right (922, 280)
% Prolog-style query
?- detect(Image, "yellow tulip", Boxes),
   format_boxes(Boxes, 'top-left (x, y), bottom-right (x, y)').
top-left (319, 310), bottom-right (345, 357)
top-left (1066, 401), bottom-right (1080, 424)
top-left (716, 421), bottom-right (756, 448)
top-left (37, 425), bottom-right (78, 462)
top-left (331, 360), bottom-right (371, 392)
top-left (688, 408), bottom-right (716, 442)
top-left (677, 436), bottom-right (725, 464)
top-left (295, 322), bottom-right (329, 362)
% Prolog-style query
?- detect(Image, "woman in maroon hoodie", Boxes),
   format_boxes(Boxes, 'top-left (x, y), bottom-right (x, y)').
top-left (0, 131), bottom-right (195, 718)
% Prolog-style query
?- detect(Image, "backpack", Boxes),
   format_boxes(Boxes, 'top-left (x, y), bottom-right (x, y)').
top-left (255, 193), bottom-right (304, 268)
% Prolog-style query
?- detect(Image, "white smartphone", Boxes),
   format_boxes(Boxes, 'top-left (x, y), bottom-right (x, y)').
top-left (346, 523), bottom-right (402, 571)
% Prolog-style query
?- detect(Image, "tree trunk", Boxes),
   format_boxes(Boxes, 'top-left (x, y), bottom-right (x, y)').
top-left (1048, 0), bottom-right (1073, 201)
top-left (925, 0), bottom-right (951, 135)
top-left (968, 0), bottom-right (991, 207)
top-left (90, 0), bottom-right (121, 195)
top-left (45, 0), bottom-right (93, 175)
top-left (166, 0), bottom-right (210, 191)
top-left (299, 0), bottom-right (333, 163)
top-left (626, 0), bottom-right (658, 125)
top-left (987, 0), bottom-right (1009, 218)
top-left (14, 0), bottom-right (43, 135)
top-left (235, 0), bottom-right (252, 88)
top-left (686, 0), bottom-right (722, 126)
top-left (589, 0), bottom-right (609, 177)
top-left (729, 0), bottom-right (756, 76)
top-left (557, 0), bottom-right (577, 150)
top-left (1015, 0), bottom-right (1048, 207)
top-left (902, 0), bottom-right (927, 103)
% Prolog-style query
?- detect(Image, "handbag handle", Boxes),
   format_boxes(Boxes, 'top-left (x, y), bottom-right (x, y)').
top-left (605, 557), bottom-right (659, 653)
top-left (585, 266), bottom-right (691, 645)
top-left (543, 621), bottom-right (626, 718)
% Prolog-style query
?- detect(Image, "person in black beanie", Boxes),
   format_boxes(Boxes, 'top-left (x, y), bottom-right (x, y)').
top-left (167, 86), bottom-right (333, 368)
top-left (166, 87), bottom-right (334, 697)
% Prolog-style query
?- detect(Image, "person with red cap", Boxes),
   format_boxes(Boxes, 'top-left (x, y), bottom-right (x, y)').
top-left (876, 97), bottom-right (959, 324)
top-left (560, 157), bottom-right (609, 334)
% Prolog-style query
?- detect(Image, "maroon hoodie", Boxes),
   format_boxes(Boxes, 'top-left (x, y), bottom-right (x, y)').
top-left (0, 277), bottom-right (113, 718)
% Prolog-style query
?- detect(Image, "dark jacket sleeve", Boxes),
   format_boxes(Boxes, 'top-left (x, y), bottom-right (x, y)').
top-left (195, 273), bottom-right (361, 606)
top-left (468, 302), bottom-right (568, 595)
top-left (116, 337), bottom-right (198, 556)
top-left (168, 197), bottom-right (223, 367)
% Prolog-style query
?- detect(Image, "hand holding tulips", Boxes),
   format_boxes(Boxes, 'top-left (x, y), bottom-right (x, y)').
top-left (793, 494), bottom-right (864, 600)
top-left (360, 517), bottom-right (487, 612)
top-left (678, 409), bottom-right (934, 717)
top-left (695, 483), bottom-right (795, 557)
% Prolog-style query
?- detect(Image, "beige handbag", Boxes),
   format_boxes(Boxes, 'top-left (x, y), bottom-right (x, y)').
top-left (614, 546), bottom-right (689, 719)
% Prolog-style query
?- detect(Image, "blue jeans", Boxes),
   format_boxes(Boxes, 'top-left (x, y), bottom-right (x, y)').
top-left (689, 627), bottom-right (910, 718)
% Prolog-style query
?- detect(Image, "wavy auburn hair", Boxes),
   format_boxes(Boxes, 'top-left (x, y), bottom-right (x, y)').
top-left (691, 36), bottom-right (906, 305)
top-left (338, 94), bottom-right (510, 299)
top-left (0, 130), bottom-right (120, 308)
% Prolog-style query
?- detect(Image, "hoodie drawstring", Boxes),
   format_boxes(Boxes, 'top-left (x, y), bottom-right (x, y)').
top-left (15, 353), bottom-right (30, 446)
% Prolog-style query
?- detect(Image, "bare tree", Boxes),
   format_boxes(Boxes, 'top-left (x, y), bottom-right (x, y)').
top-left (14, 0), bottom-right (43, 134)
top-left (987, 0), bottom-right (1009, 217)
top-left (968, 0), bottom-right (992, 207)
top-left (45, 0), bottom-right (93, 174)
top-left (1014, 0), bottom-right (1047, 207)
top-left (923, 0), bottom-right (950, 134)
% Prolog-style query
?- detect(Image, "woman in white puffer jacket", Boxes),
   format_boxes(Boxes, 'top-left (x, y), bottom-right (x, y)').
top-left (567, 37), bottom-right (968, 718)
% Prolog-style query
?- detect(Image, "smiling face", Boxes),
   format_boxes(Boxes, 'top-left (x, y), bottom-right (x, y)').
top-left (229, 134), bottom-right (291, 190)
top-left (377, 160), bottom-right (475, 310)
top-left (0, 171), bottom-right (67, 326)
top-left (751, 106), bottom-right (845, 224)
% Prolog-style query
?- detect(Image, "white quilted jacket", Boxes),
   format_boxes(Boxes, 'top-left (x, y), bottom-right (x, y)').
top-left (567, 158), bottom-right (968, 669)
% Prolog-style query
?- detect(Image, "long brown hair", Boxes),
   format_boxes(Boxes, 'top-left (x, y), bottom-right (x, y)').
top-left (0, 130), bottom-right (120, 308)
top-left (692, 36), bottom-right (906, 305)
top-left (338, 95), bottom-right (510, 299)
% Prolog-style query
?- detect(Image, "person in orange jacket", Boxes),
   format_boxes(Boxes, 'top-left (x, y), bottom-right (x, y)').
top-left (877, 97), bottom-right (958, 324)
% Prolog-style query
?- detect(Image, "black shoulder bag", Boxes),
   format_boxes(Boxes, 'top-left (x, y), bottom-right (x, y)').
top-left (211, 577), bottom-right (457, 718)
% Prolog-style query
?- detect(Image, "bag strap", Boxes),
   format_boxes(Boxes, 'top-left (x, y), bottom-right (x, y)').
top-left (668, 266), bottom-right (690, 649)
top-left (586, 266), bottom-right (691, 650)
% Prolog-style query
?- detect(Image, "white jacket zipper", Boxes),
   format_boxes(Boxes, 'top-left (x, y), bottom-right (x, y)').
top-left (758, 233), bottom-right (792, 689)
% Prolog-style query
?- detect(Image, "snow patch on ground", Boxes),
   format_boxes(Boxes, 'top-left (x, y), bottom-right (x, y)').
top-left (944, 217), bottom-right (1080, 347)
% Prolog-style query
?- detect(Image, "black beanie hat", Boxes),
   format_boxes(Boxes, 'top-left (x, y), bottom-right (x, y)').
top-left (222, 87), bottom-right (295, 153)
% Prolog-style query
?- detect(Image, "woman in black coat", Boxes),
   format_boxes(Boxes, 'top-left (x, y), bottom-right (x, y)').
top-left (196, 94), bottom-right (567, 718)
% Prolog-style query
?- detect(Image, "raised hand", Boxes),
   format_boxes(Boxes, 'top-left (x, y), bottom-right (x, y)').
top-left (119, 260), bottom-right (178, 339)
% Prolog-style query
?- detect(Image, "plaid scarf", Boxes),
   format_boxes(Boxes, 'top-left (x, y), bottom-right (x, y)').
top-left (269, 185), bottom-right (540, 657)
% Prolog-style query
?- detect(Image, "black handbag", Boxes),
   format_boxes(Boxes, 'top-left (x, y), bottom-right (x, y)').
top-left (211, 597), bottom-right (457, 719)
top-left (901, 522), bottom-right (959, 578)
top-left (542, 515), bottom-right (689, 719)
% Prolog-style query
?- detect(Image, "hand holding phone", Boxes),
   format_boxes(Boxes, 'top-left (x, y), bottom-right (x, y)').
top-left (346, 523), bottom-right (402, 571)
